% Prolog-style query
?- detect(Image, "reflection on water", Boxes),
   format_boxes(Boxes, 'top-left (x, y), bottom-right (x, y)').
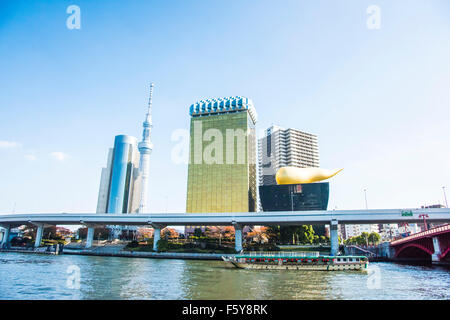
top-left (0, 253), bottom-right (448, 300)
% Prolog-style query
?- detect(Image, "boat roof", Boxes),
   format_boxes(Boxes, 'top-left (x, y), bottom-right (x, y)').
top-left (236, 252), bottom-right (367, 259)
top-left (236, 255), bottom-right (367, 259)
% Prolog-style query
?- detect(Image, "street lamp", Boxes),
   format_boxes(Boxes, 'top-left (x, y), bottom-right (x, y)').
top-left (363, 189), bottom-right (368, 210)
top-left (443, 186), bottom-right (448, 208)
top-left (290, 186), bottom-right (296, 211)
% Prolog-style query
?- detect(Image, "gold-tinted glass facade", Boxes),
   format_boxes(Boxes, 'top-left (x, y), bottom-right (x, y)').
top-left (186, 111), bottom-right (257, 213)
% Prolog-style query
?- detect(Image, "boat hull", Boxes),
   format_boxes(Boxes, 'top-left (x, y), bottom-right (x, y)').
top-left (229, 262), bottom-right (368, 271)
top-left (222, 255), bottom-right (369, 271)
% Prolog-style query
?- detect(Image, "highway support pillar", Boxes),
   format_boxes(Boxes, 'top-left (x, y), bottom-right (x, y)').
top-left (1, 224), bottom-right (11, 249)
top-left (151, 224), bottom-right (165, 252)
top-left (330, 220), bottom-right (339, 256)
top-left (86, 227), bottom-right (95, 249)
top-left (234, 224), bottom-right (243, 252)
top-left (35, 224), bottom-right (44, 248)
top-left (153, 228), bottom-right (161, 251)
top-left (432, 237), bottom-right (442, 263)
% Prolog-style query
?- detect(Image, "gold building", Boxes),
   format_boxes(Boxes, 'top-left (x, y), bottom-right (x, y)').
top-left (186, 96), bottom-right (258, 216)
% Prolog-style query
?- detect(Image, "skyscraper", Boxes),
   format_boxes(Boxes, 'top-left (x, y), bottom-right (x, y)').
top-left (258, 125), bottom-right (319, 186)
top-left (186, 96), bottom-right (258, 215)
top-left (96, 135), bottom-right (141, 214)
top-left (258, 125), bottom-right (324, 236)
top-left (96, 135), bottom-right (142, 236)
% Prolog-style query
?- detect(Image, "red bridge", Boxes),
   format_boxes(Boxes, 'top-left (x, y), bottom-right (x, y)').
top-left (390, 224), bottom-right (450, 264)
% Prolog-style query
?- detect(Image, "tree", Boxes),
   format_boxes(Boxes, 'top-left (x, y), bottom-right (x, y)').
top-left (361, 232), bottom-right (370, 246)
top-left (162, 228), bottom-right (179, 240)
top-left (137, 227), bottom-right (154, 240)
top-left (298, 225), bottom-right (316, 244)
top-left (22, 225), bottom-right (37, 240)
top-left (77, 227), bottom-right (111, 240)
top-left (265, 226), bottom-right (280, 244)
top-left (193, 228), bottom-right (204, 238)
top-left (246, 226), bottom-right (269, 244)
top-left (368, 232), bottom-right (381, 245)
top-left (313, 235), bottom-right (320, 244)
top-left (43, 226), bottom-right (60, 240)
top-left (156, 239), bottom-right (169, 252)
top-left (264, 225), bottom-right (316, 245)
top-left (55, 227), bottom-right (73, 238)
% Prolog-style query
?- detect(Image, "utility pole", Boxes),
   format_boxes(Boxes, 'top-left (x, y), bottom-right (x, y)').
top-left (443, 186), bottom-right (448, 208)
top-left (364, 189), bottom-right (368, 209)
top-left (291, 189), bottom-right (294, 211)
top-left (419, 214), bottom-right (429, 231)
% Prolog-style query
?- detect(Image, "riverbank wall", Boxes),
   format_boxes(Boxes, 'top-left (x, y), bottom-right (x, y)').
top-left (63, 247), bottom-right (235, 260)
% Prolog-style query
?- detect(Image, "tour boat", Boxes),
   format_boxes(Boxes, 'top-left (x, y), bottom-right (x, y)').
top-left (222, 252), bottom-right (369, 271)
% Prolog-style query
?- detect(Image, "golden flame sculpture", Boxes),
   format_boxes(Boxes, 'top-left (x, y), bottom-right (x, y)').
top-left (276, 167), bottom-right (343, 185)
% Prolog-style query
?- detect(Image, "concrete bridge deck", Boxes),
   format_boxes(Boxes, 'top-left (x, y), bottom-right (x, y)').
top-left (0, 208), bottom-right (449, 226)
top-left (1, 208), bottom-right (449, 256)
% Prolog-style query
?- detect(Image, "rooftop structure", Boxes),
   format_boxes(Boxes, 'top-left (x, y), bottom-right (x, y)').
top-left (189, 96), bottom-right (257, 124)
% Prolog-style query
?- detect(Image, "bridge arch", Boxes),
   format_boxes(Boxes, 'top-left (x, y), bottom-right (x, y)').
top-left (440, 247), bottom-right (450, 260)
top-left (394, 243), bottom-right (433, 259)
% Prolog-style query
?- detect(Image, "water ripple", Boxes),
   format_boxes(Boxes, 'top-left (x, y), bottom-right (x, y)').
top-left (0, 252), bottom-right (448, 300)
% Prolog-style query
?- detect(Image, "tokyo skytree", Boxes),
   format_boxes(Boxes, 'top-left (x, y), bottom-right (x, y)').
top-left (138, 83), bottom-right (154, 213)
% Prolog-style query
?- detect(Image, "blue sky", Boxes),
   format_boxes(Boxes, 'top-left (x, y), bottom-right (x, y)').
top-left (0, 0), bottom-right (449, 215)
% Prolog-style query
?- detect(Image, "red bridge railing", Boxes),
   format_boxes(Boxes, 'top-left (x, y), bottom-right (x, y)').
top-left (390, 224), bottom-right (450, 246)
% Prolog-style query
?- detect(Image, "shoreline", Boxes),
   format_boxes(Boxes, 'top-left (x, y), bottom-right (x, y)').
top-left (0, 248), bottom-right (391, 263)
top-left (2, 248), bottom-right (443, 265)
top-left (63, 248), bottom-right (235, 260)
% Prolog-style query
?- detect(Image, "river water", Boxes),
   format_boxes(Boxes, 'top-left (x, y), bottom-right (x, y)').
top-left (0, 252), bottom-right (448, 300)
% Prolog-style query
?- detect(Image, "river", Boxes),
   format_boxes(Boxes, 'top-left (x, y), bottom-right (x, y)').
top-left (0, 252), bottom-right (448, 300)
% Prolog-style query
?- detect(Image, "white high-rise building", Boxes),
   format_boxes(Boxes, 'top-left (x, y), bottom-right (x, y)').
top-left (341, 224), bottom-right (380, 240)
top-left (258, 125), bottom-right (319, 186)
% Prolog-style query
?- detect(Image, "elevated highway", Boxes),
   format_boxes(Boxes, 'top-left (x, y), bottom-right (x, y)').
top-left (1, 208), bottom-right (449, 255)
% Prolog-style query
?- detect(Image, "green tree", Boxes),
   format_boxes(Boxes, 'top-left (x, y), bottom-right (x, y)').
top-left (77, 227), bottom-right (111, 240)
top-left (156, 239), bottom-right (169, 252)
top-left (368, 232), bottom-right (381, 245)
top-left (361, 232), bottom-right (370, 246)
top-left (297, 225), bottom-right (315, 244)
top-left (193, 228), bottom-right (203, 238)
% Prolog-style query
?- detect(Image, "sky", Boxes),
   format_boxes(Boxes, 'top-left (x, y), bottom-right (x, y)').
top-left (0, 0), bottom-right (449, 216)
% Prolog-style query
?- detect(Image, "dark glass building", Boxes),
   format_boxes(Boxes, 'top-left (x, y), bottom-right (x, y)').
top-left (259, 182), bottom-right (329, 212)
